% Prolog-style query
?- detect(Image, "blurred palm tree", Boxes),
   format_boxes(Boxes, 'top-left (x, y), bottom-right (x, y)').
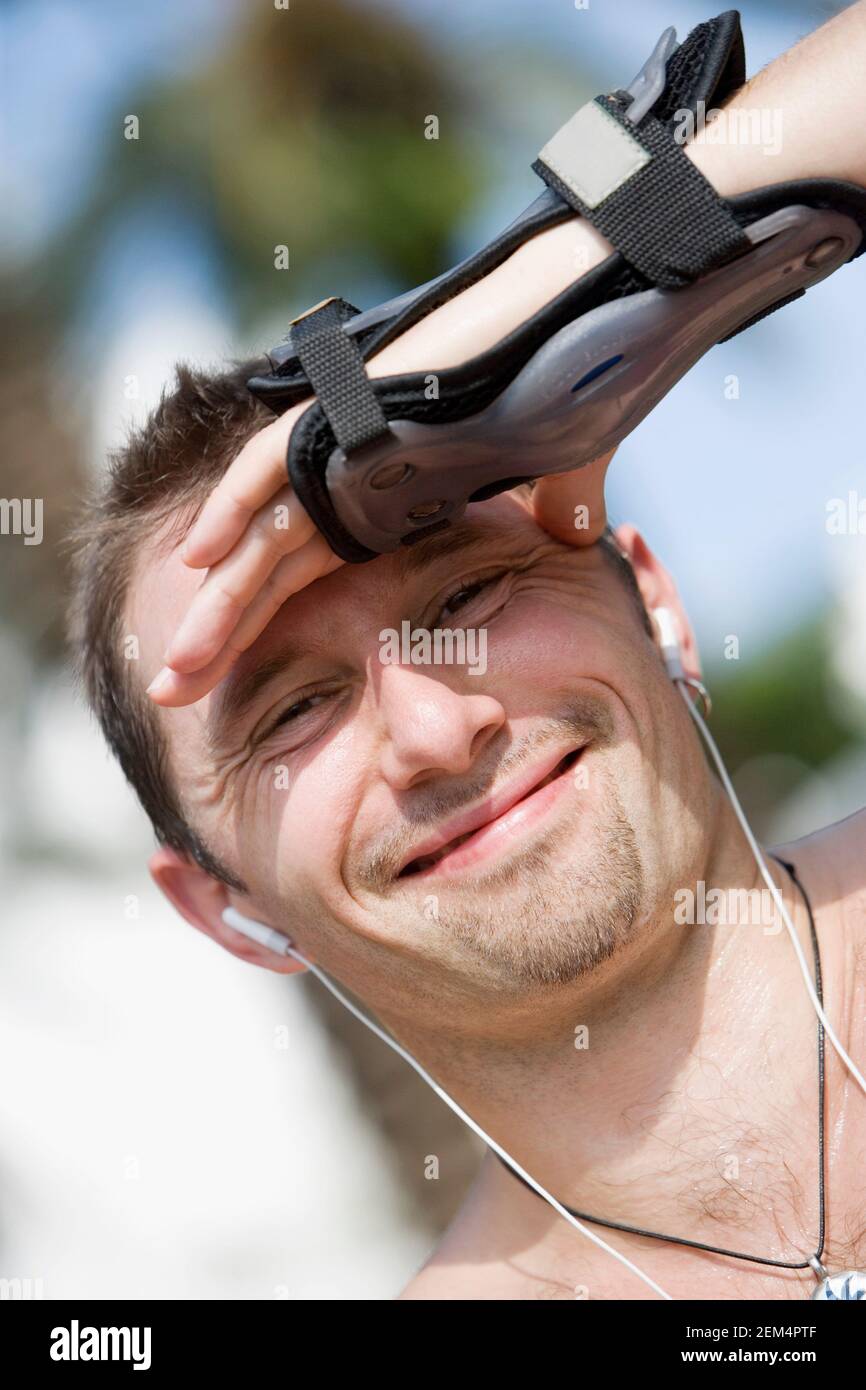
top-left (30, 0), bottom-right (484, 331)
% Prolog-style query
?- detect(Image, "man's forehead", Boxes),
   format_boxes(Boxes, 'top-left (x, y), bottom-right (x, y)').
top-left (205, 505), bottom-right (541, 737)
top-left (125, 489), bottom-right (606, 777)
top-left (131, 492), bottom-right (536, 659)
top-left (124, 491), bottom-right (547, 770)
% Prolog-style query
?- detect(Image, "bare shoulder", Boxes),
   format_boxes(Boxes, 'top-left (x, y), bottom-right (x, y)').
top-left (774, 801), bottom-right (866, 860)
top-left (396, 1257), bottom-right (551, 1301)
top-left (396, 1263), bottom-right (481, 1300)
top-left (396, 1156), bottom-right (577, 1301)
top-left (396, 1245), bottom-right (506, 1300)
top-left (772, 806), bottom-right (866, 1039)
top-left (772, 804), bottom-right (866, 935)
top-left (396, 1160), bottom-right (539, 1300)
top-left (396, 1229), bottom-right (523, 1301)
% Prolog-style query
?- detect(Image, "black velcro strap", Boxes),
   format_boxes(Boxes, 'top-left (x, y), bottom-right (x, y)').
top-left (290, 296), bottom-right (391, 453)
top-left (651, 12), bottom-right (745, 124)
top-left (532, 93), bottom-right (749, 287)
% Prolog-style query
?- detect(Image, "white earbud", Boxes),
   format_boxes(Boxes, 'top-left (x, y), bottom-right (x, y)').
top-left (650, 604), bottom-right (685, 679)
top-left (222, 905), bottom-right (295, 957)
top-left (650, 605), bottom-right (711, 717)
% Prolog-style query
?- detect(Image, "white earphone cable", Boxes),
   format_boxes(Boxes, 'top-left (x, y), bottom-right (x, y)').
top-left (270, 927), bottom-right (673, 1300)
top-left (678, 681), bottom-right (866, 1100)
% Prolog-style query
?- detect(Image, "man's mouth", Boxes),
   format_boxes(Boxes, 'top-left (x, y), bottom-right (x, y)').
top-left (397, 745), bottom-right (585, 880)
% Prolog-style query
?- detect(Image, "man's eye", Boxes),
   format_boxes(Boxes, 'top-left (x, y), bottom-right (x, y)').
top-left (270, 692), bottom-right (328, 732)
top-left (438, 573), bottom-right (506, 621)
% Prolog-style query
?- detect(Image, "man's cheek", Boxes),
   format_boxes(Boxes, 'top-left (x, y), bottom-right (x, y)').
top-left (224, 769), bottom-right (286, 876)
top-left (270, 738), bottom-right (363, 898)
top-left (484, 590), bottom-right (611, 683)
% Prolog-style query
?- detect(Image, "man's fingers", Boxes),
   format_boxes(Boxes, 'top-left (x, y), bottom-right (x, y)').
top-left (530, 450), bottom-right (615, 546)
top-left (149, 536), bottom-right (345, 708)
top-left (181, 401), bottom-right (313, 569)
top-left (166, 486), bottom-right (318, 673)
top-left (227, 534), bottom-right (345, 662)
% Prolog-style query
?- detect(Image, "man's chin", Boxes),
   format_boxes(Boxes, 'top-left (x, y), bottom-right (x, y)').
top-left (392, 791), bottom-right (645, 989)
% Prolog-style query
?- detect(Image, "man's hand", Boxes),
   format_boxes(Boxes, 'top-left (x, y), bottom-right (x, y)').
top-left (147, 215), bottom-right (618, 709)
top-left (146, 381), bottom-right (615, 707)
top-left (148, 402), bottom-right (346, 707)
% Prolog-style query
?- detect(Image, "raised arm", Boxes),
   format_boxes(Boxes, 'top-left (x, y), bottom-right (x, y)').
top-left (148, 2), bottom-right (866, 708)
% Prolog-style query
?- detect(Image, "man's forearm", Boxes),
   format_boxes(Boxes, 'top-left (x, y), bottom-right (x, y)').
top-left (689, 0), bottom-right (866, 194)
top-left (367, 1), bottom-right (866, 379)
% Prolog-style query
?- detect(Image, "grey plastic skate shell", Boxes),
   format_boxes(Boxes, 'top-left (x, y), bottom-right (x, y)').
top-left (322, 205), bottom-right (861, 555)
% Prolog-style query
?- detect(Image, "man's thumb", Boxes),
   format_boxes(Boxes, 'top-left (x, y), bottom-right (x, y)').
top-left (530, 450), bottom-right (614, 546)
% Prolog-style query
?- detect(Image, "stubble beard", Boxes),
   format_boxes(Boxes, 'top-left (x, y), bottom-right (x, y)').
top-left (431, 764), bottom-right (645, 989)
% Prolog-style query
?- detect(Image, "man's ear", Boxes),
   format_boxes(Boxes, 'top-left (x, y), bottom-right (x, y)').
top-left (612, 523), bottom-right (703, 684)
top-left (149, 846), bottom-right (306, 975)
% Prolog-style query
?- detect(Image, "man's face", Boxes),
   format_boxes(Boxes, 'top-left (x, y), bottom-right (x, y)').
top-left (131, 492), bottom-right (710, 1012)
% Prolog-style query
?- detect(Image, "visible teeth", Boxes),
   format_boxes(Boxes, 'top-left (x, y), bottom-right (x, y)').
top-left (403, 747), bottom-right (583, 876)
top-left (412, 829), bottom-right (474, 873)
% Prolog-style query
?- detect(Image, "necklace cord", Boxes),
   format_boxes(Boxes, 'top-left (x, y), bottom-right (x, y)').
top-left (495, 853), bottom-right (827, 1272)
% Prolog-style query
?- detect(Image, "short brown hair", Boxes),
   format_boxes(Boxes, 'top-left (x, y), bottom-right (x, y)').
top-left (66, 363), bottom-right (650, 890)
top-left (66, 360), bottom-right (273, 891)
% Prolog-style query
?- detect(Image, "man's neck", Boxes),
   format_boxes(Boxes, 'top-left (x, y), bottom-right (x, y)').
top-left (387, 798), bottom-right (824, 1267)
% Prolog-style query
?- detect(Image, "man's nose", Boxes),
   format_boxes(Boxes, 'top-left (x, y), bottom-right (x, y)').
top-left (374, 662), bottom-right (506, 791)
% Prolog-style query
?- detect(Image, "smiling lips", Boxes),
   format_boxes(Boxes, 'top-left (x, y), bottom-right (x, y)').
top-left (398, 744), bottom-right (585, 879)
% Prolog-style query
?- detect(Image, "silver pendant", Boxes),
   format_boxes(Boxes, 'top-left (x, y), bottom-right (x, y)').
top-left (811, 1269), bottom-right (866, 1300)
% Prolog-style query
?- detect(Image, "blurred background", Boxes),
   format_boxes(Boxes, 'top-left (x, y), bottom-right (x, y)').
top-left (1, 0), bottom-right (863, 1299)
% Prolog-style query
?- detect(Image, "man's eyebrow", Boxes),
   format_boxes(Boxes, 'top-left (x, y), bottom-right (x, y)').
top-left (205, 514), bottom-right (527, 749)
top-left (393, 513), bottom-right (528, 580)
top-left (206, 639), bottom-right (311, 751)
